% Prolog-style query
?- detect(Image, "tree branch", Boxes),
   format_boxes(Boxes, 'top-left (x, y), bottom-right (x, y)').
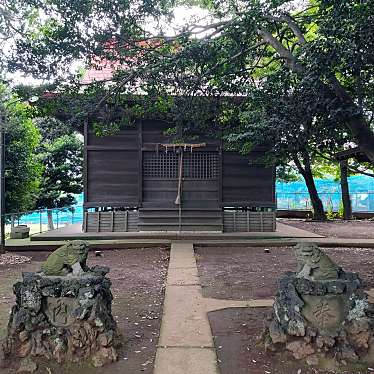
top-left (256, 27), bottom-right (304, 74)
top-left (316, 149), bottom-right (374, 178)
top-left (278, 13), bottom-right (307, 45)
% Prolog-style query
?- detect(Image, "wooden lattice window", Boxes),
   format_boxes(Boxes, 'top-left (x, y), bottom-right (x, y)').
top-left (143, 153), bottom-right (178, 178)
top-left (183, 153), bottom-right (219, 178)
top-left (143, 152), bottom-right (219, 179)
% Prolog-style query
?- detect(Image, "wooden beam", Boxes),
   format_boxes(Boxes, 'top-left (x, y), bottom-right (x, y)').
top-left (125, 210), bottom-right (128, 232)
top-left (84, 211), bottom-right (88, 232)
top-left (110, 211), bottom-right (114, 232)
top-left (139, 120), bottom-right (143, 207)
top-left (83, 118), bottom-right (88, 207)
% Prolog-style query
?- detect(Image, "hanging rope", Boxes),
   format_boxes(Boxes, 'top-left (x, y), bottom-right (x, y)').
top-left (175, 150), bottom-right (183, 205)
top-left (159, 143), bottom-right (206, 153)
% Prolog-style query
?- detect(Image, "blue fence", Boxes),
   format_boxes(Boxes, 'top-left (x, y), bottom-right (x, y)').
top-left (276, 175), bottom-right (374, 212)
top-left (5, 206), bottom-right (85, 236)
top-left (276, 192), bottom-right (374, 212)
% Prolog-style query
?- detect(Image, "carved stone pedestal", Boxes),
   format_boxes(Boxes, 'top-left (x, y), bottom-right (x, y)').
top-left (2, 267), bottom-right (118, 371)
top-left (264, 245), bottom-right (374, 371)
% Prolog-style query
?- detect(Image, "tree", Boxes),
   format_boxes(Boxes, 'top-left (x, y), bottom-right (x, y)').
top-left (339, 160), bottom-right (353, 220)
top-left (1, 0), bottom-right (373, 164)
top-left (34, 116), bottom-right (74, 141)
top-left (221, 68), bottom-right (348, 220)
top-left (0, 84), bottom-right (42, 216)
top-left (34, 117), bottom-right (83, 229)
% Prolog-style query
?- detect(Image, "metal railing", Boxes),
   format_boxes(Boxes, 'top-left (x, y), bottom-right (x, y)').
top-left (5, 205), bottom-right (84, 237)
top-left (276, 192), bottom-right (374, 212)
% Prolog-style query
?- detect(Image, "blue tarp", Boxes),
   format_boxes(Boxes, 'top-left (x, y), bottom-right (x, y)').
top-left (277, 175), bottom-right (374, 211)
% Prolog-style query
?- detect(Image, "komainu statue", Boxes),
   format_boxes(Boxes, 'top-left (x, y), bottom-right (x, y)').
top-left (294, 242), bottom-right (339, 281)
top-left (41, 240), bottom-right (89, 276)
top-left (263, 242), bottom-right (374, 372)
top-left (1, 240), bottom-right (119, 371)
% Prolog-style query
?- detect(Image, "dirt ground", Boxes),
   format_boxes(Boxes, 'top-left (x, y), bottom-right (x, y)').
top-left (0, 246), bottom-right (169, 374)
top-left (195, 246), bottom-right (374, 299)
top-left (280, 218), bottom-right (374, 238)
top-left (209, 307), bottom-right (370, 374)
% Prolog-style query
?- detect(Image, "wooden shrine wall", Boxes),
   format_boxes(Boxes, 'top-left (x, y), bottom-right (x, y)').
top-left (221, 151), bottom-right (275, 208)
top-left (84, 119), bottom-right (275, 209)
top-left (84, 122), bottom-right (141, 207)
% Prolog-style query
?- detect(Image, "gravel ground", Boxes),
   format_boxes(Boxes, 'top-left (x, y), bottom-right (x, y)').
top-left (195, 246), bottom-right (374, 300)
top-left (0, 247), bottom-right (170, 374)
top-left (0, 253), bottom-right (31, 265)
top-left (280, 218), bottom-right (374, 238)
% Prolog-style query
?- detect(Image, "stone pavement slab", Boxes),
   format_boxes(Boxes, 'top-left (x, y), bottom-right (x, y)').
top-left (204, 298), bottom-right (274, 312)
top-left (167, 267), bottom-right (200, 286)
top-left (29, 220), bottom-right (322, 242)
top-left (155, 242), bottom-right (218, 374)
top-left (155, 241), bottom-right (275, 374)
top-left (155, 347), bottom-right (219, 374)
top-left (159, 284), bottom-right (214, 347)
top-left (276, 222), bottom-right (324, 237)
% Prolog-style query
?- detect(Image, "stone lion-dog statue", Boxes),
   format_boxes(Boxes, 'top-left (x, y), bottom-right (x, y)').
top-left (41, 240), bottom-right (90, 276)
top-left (294, 242), bottom-right (339, 281)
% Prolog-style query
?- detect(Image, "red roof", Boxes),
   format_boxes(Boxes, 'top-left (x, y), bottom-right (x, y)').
top-left (81, 63), bottom-right (118, 84)
top-left (81, 39), bottom-right (162, 85)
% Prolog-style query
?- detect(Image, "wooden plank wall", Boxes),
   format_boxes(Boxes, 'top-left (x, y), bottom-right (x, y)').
top-left (85, 119), bottom-right (275, 211)
top-left (222, 151), bottom-right (275, 207)
top-left (141, 120), bottom-right (221, 209)
top-left (85, 211), bottom-right (139, 232)
top-left (85, 123), bottom-right (140, 207)
top-left (223, 211), bottom-right (276, 232)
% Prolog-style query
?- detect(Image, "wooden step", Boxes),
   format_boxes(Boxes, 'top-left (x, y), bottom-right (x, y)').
top-left (139, 207), bottom-right (222, 211)
top-left (138, 222), bottom-right (222, 226)
top-left (138, 207), bottom-right (223, 232)
top-left (138, 225), bottom-right (223, 232)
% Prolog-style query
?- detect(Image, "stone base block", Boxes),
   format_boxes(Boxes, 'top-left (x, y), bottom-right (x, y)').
top-left (2, 269), bottom-right (119, 370)
top-left (264, 271), bottom-right (374, 371)
top-left (10, 225), bottom-right (30, 239)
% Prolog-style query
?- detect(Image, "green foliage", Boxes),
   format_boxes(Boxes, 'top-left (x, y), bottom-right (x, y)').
top-left (92, 122), bottom-right (121, 137)
top-left (35, 134), bottom-right (83, 209)
top-left (34, 117), bottom-right (74, 141)
top-left (326, 206), bottom-right (337, 220)
top-left (2, 0), bottom-right (374, 165)
top-left (338, 201), bottom-right (345, 219)
top-left (155, 96), bottom-right (174, 114)
top-left (0, 85), bottom-right (42, 214)
top-left (276, 165), bottom-right (300, 183)
top-left (325, 202), bottom-right (346, 220)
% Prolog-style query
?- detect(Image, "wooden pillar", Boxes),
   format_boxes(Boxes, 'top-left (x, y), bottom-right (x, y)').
top-left (110, 211), bottom-right (114, 232)
top-left (97, 211), bottom-right (100, 232)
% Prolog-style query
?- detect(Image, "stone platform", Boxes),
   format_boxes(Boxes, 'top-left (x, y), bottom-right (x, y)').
top-left (2, 267), bottom-right (118, 370)
top-left (264, 244), bottom-right (374, 371)
top-left (29, 222), bottom-right (323, 241)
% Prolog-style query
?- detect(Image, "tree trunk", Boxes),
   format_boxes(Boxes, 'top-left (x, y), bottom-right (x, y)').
top-left (47, 210), bottom-right (54, 230)
top-left (339, 160), bottom-right (353, 220)
top-left (293, 153), bottom-right (327, 221)
top-left (345, 115), bottom-right (374, 164)
top-left (329, 76), bottom-right (374, 163)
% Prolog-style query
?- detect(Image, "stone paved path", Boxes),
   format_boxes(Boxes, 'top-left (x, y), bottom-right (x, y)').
top-left (154, 241), bottom-right (273, 374)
